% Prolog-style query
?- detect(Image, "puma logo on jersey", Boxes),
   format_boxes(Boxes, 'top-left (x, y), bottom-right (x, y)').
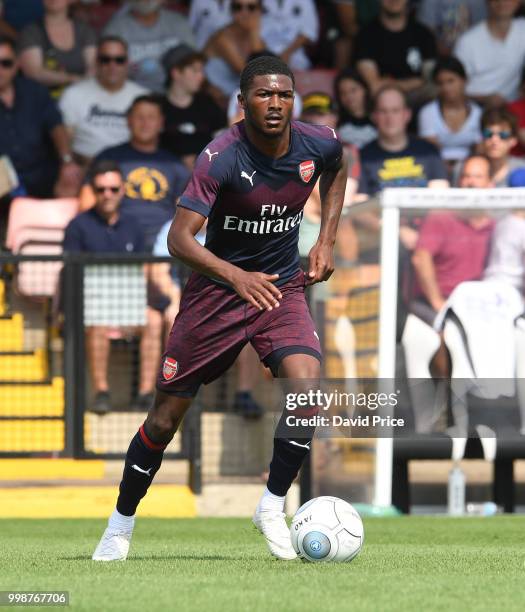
top-left (328, 127), bottom-right (338, 139)
top-left (205, 148), bottom-right (219, 161)
top-left (241, 170), bottom-right (256, 186)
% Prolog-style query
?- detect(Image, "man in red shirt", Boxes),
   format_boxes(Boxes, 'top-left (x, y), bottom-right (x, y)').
top-left (411, 154), bottom-right (494, 375)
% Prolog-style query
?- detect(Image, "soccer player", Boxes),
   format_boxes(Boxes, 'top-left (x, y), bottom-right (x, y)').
top-left (92, 56), bottom-right (347, 562)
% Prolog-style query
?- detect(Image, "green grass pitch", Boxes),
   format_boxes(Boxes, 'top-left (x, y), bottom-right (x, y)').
top-left (1, 517), bottom-right (525, 612)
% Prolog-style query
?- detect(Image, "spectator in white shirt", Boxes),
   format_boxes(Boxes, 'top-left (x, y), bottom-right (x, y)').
top-left (417, 0), bottom-right (487, 56)
top-left (418, 56), bottom-right (482, 172)
top-left (261, 0), bottom-right (319, 70)
top-left (59, 36), bottom-right (147, 166)
top-left (454, 0), bottom-right (525, 106)
top-left (484, 167), bottom-right (525, 291)
top-left (189, 0), bottom-right (232, 50)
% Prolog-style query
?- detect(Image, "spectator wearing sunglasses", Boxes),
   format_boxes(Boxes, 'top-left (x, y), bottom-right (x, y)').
top-left (63, 160), bottom-right (146, 415)
top-left (18, 0), bottom-right (97, 99)
top-left (204, 0), bottom-right (267, 100)
top-left (59, 36), bottom-right (147, 167)
top-left (479, 107), bottom-right (525, 187)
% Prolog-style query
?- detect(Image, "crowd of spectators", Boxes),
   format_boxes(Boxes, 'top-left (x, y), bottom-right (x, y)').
top-left (3, 0), bottom-right (525, 411)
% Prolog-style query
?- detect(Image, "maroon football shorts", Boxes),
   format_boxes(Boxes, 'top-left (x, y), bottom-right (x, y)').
top-left (156, 270), bottom-right (322, 397)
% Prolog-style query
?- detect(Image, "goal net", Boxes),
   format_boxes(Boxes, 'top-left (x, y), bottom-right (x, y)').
top-left (310, 187), bottom-right (525, 511)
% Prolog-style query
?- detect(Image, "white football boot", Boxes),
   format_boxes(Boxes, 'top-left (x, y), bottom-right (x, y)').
top-left (92, 526), bottom-right (133, 561)
top-left (252, 508), bottom-right (297, 560)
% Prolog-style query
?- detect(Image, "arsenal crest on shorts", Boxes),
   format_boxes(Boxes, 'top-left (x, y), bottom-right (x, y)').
top-left (299, 160), bottom-right (315, 183)
top-left (163, 357), bottom-right (179, 380)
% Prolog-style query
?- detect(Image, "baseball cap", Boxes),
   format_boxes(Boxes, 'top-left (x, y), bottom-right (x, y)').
top-left (508, 167), bottom-right (525, 187)
top-left (301, 92), bottom-right (335, 115)
top-left (162, 44), bottom-right (204, 73)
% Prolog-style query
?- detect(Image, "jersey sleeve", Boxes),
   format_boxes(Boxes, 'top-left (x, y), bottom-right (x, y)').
top-left (178, 148), bottom-right (229, 218)
top-left (314, 125), bottom-right (343, 171)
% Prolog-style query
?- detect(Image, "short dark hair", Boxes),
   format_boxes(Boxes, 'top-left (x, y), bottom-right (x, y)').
top-left (432, 56), bottom-right (467, 82)
top-left (239, 56), bottom-right (295, 96)
top-left (97, 35), bottom-right (128, 53)
top-left (89, 160), bottom-right (123, 187)
top-left (481, 107), bottom-right (518, 136)
top-left (0, 36), bottom-right (16, 55)
top-left (127, 94), bottom-right (164, 116)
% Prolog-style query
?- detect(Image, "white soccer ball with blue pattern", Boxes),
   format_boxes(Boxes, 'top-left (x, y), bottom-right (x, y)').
top-left (290, 496), bottom-right (364, 563)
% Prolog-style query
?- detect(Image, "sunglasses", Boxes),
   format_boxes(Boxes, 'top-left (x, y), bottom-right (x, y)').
top-left (482, 128), bottom-right (512, 140)
top-left (0, 58), bottom-right (15, 69)
top-left (94, 186), bottom-right (121, 194)
top-left (97, 55), bottom-right (127, 65)
top-left (232, 2), bottom-right (259, 12)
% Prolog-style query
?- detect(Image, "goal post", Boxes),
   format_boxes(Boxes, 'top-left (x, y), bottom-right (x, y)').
top-left (373, 187), bottom-right (525, 509)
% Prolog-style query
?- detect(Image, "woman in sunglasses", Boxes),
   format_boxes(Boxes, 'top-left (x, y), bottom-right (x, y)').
top-left (480, 107), bottom-right (525, 187)
top-left (18, 0), bottom-right (96, 98)
top-left (204, 0), bottom-right (267, 100)
top-left (418, 57), bottom-right (482, 177)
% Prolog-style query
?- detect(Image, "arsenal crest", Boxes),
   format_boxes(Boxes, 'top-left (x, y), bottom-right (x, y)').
top-left (299, 160), bottom-right (315, 183)
top-left (163, 357), bottom-right (179, 381)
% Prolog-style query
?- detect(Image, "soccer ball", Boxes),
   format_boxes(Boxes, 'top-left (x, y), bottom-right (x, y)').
top-left (290, 496), bottom-right (364, 563)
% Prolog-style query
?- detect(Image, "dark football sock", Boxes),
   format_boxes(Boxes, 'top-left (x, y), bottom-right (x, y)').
top-left (266, 436), bottom-right (312, 497)
top-left (116, 423), bottom-right (167, 516)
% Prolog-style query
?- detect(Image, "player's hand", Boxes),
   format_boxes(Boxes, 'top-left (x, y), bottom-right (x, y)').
top-left (306, 242), bottom-right (335, 285)
top-left (230, 270), bottom-right (282, 311)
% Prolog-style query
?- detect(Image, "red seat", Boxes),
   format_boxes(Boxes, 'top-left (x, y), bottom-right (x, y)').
top-left (6, 198), bottom-right (79, 298)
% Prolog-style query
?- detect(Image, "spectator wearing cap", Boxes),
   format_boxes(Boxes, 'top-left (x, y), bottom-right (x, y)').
top-left (418, 56), bottom-right (482, 174)
top-left (454, 0), bottom-right (525, 107)
top-left (103, 0), bottom-right (196, 92)
top-left (299, 91), bottom-right (360, 264)
top-left (0, 36), bottom-right (81, 202)
top-left (188, 0), bottom-right (233, 50)
top-left (59, 36), bottom-right (148, 168)
top-left (160, 43), bottom-right (226, 171)
top-left (334, 68), bottom-right (377, 149)
top-left (484, 167), bottom-right (525, 292)
top-left (479, 107), bottom-right (525, 187)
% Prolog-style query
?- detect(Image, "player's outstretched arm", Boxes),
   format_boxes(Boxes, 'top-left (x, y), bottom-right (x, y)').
top-left (307, 155), bottom-right (348, 285)
top-left (168, 207), bottom-right (282, 311)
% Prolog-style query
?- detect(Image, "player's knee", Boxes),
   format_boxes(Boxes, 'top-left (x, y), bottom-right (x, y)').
top-left (146, 393), bottom-right (191, 440)
top-left (279, 353), bottom-right (321, 379)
